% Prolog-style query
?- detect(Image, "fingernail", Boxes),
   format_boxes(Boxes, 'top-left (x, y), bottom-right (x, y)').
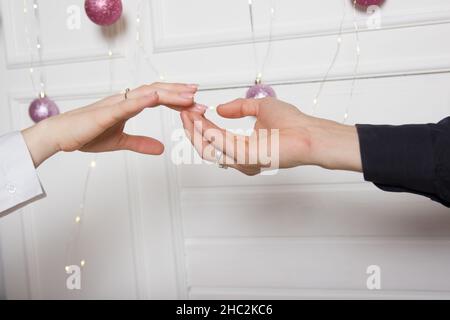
top-left (188, 104), bottom-right (208, 113)
top-left (180, 92), bottom-right (195, 100)
top-left (187, 84), bottom-right (199, 89)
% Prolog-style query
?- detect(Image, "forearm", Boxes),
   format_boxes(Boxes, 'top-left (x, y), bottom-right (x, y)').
top-left (307, 118), bottom-right (362, 172)
top-left (21, 119), bottom-right (60, 168)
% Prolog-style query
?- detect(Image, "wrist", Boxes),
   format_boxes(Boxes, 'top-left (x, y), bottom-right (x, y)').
top-left (21, 118), bottom-right (60, 168)
top-left (306, 118), bottom-right (362, 172)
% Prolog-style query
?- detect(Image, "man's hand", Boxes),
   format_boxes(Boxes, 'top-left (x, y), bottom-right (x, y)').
top-left (22, 82), bottom-right (207, 167)
top-left (181, 97), bottom-right (362, 175)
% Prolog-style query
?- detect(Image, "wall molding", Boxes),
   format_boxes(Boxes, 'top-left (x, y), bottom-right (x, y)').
top-left (185, 237), bottom-right (450, 295)
top-left (160, 110), bottom-right (190, 299)
top-left (185, 236), bottom-right (450, 248)
top-left (1, 0), bottom-right (126, 69)
top-left (165, 53), bottom-right (450, 91)
top-left (150, 0), bottom-right (450, 53)
top-left (189, 286), bottom-right (450, 300)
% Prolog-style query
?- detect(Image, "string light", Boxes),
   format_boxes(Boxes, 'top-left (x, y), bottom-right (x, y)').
top-left (343, 0), bottom-right (362, 123)
top-left (65, 158), bottom-right (97, 272)
top-left (312, 0), bottom-right (362, 124)
top-left (23, 0), bottom-right (46, 98)
top-left (248, 0), bottom-right (276, 84)
top-left (312, 0), bottom-right (347, 115)
top-left (135, 0), bottom-right (165, 81)
top-left (64, 8), bottom-right (129, 273)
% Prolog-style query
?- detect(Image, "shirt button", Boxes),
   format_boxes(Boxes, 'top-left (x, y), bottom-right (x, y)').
top-left (6, 184), bottom-right (17, 194)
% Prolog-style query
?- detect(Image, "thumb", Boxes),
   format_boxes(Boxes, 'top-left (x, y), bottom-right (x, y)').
top-left (118, 134), bottom-right (165, 155)
top-left (216, 98), bottom-right (260, 119)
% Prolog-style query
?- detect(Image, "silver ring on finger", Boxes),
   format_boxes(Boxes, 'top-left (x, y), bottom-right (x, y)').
top-left (124, 88), bottom-right (131, 100)
top-left (215, 150), bottom-right (228, 169)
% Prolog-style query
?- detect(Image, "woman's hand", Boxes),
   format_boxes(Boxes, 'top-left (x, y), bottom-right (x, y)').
top-left (181, 97), bottom-right (362, 175)
top-left (23, 82), bottom-right (207, 167)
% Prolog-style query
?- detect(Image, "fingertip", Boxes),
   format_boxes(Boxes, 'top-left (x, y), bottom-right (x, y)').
top-left (187, 84), bottom-right (199, 91)
top-left (147, 139), bottom-right (164, 155)
top-left (216, 104), bottom-right (225, 115)
top-left (154, 143), bottom-right (165, 155)
top-left (187, 103), bottom-right (208, 114)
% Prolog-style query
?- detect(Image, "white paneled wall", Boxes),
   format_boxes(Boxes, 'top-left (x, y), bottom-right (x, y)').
top-left (0, 0), bottom-right (450, 300)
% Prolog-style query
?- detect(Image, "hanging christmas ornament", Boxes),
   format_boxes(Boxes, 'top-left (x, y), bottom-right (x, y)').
top-left (245, 0), bottom-right (277, 99)
top-left (246, 80), bottom-right (277, 99)
top-left (23, 0), bottom-right (60, 123)
top-left (85, 0), bottom-right (123, 26)
top-left (29, 93), bottom-right (60, 123)
top-left (355, 0), bottom-right (384, 8)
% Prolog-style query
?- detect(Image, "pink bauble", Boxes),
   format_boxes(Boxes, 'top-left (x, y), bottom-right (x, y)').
top-left (85, 0), bottom-right (123, 26)
top-left (355, 0), bottom-right (384, 7)
top-left (246, 84), bottom-right (277, 99)
top-left (29, 96), bottom-right (60, 123)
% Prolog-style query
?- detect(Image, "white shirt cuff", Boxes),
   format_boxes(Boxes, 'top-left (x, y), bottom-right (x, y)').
top-left (0, 131), bottom-right (45, 216)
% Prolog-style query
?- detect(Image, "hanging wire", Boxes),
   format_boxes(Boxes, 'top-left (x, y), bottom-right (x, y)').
top-left (312, 0), bottom-right (347, 115)
top-left (23, 0), bottom-right (47, 97)
top-left (136, 0), bottom-right (164, 80)
top-left (64, 9), bottom-right (127, 273)
top-left (248, 0), bottom-right (276, 83)
top-left (343, 0), bottom-right (361, 123)
top-left (23, 0), bottom-right (38, 95)
top-left (32, 0), bottom-right (46, 97)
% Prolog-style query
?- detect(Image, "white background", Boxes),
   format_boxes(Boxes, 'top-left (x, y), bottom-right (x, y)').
top-left (1, 0), bottom-right (450, 299)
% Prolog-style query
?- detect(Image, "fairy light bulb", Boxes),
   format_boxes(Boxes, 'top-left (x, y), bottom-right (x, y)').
top-left (65, 266), bottom-right (70, 272)
top-left (75, 216), bottom-right (81, 223)
top-left (80, 260), bottom-right (86, 267)
top-left (256, 72), bottom-right (263, 83)
top-left (90, 160), bottom-right (97, 168)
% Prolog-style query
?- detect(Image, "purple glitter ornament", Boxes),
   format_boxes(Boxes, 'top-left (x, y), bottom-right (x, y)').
top-left (85, 0), bottom-right (123, 26)
top-left (355, 0), bottom-right (385, 8)
top-left (246, 84), bottom-right (277, 99)
top-left (29, 95), bottom-right (60, 123)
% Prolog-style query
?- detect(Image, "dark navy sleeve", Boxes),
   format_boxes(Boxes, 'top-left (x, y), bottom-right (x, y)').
top-left (356, 117), bottom-right (450, 208)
